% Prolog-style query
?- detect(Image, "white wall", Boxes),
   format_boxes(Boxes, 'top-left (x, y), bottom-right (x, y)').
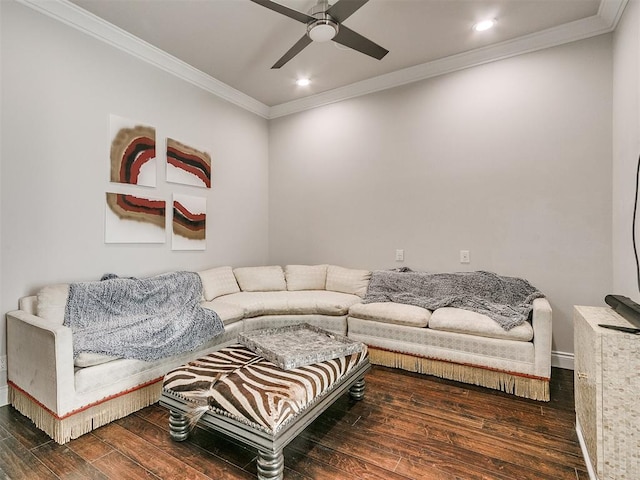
top-left (613, 0), bottom-right (640, 300)
top-left (0, 0), bottom-right (623, 388)
top-left (269, 35), bottom-right (613, 356)
top-left (0, 1), bottom-right (270, 383)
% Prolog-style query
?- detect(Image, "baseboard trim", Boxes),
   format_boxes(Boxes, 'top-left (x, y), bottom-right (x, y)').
top-left (552, 350), bottom-right (574, 370)
top-left (0, 385), bottom-right (8, 407)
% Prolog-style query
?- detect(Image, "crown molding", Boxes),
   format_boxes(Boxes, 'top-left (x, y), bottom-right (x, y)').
top-left (269, 0), bottom-right (627, 118)
top-left (18, 0), bottom-right (627, 120)
top-left (16, 0), bottom-right (271, 119)
top-left (599, 0), bottom-right (629, 28)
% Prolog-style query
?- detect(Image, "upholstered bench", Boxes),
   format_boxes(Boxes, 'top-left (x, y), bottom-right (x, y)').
top-left (160, 343), bottom-right (370, 480)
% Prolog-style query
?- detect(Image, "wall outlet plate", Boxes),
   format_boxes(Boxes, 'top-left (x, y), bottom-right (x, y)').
top-left (460, 250), bottom-right (470, 264)
top-left (0, 355), bottom-right (6, 372)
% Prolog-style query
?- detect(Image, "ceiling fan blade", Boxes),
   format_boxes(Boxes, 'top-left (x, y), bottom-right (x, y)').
top-left (333, 25), bottom-right (388, 60)
top-left (326, 0), bottom-right (369, 23)
top-left (272, 34), bottom-right (313, 69)
top-left (250, 0), bottom-right (315, 24)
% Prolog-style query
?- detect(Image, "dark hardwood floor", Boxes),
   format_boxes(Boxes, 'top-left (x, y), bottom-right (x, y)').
top-left (0, 366), bottom-right (587, 479)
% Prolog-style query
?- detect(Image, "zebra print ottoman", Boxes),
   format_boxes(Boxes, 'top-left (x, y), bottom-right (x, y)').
top-left (160, 343), bottom-right (370, 480)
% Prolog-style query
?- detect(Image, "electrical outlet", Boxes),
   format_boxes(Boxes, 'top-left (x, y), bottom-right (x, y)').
top-left (0, 355), bottom-right (6, 372)
top-left (460, 250), bottom-right (470, 264)
top-left (395, 249), bottom-right (404, 262)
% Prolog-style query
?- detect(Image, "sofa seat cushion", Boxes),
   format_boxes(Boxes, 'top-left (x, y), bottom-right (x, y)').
top-left (75, 352), bottom-right (119, 368)
top-left (201, 300), bottom-right (244, 325)
top-left (429, 307), bottom-right (534, 342)
top-left (218, 291), bottom-right (361, 318)
top-left (75, 301), bottom-right (243, 369)
top-left (348, 302), bottom-right (431, 327)
top-left (74, 323), bottom-right (243, 394)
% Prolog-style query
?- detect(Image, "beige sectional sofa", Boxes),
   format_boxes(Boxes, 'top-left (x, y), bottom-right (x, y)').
top-left (6, 264), bottom-right (551, 444)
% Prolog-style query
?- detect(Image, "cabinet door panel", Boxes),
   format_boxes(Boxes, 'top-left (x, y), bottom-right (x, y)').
top-left (574, 306), bottom-right (640, 480)
top-left (601, 332), bottom-right (640, 479)
top-left (574, 312), bottom-right (599, 475)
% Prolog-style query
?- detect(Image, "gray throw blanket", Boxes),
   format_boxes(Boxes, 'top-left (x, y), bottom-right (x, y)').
top-left (64, 271), bottom-right (224, 361)
top-left (363, 270), bottom-right (544, 330)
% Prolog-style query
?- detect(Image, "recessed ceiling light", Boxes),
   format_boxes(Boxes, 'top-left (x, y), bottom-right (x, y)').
top-left (296, 78), bottom-right (311, 87)
top-left (473, 19), bottom-right (496, 32)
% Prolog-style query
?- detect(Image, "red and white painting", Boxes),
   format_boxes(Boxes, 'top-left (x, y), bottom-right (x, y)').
top-left (110, 115), bottom-right (157, 187)
top-left (105, 192), bottom-right (166, 243)
top-left (166, 137), bottom-right (211, 188)
top-left (172, 193), bottom-right (206, 250)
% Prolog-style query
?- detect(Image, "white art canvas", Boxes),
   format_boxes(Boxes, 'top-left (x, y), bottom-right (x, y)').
top-left (105, 192), bottom-right (166, 243)
top-left (172, 193), bottom-right (206, 251)
top-left (166, 137), bottom-right (211, 188)
top-left (110, 115), bottom-right (157, 187)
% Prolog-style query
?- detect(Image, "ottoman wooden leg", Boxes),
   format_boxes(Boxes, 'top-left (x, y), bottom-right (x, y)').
top-left (257, 449), bottom-right (284, 480)
top-left (169, 410), bottom-right (190, 442)
top-left (349, 377), bottom-right (366, 400)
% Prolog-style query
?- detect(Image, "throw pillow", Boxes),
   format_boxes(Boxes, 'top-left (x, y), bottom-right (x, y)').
top-left (285, 264), bottom-right (328, 291)
top-left (325, 265), bottom-right (371, 298)
top-left (36, 284), bottom-right (70, 325)
top-left (198, 266), bottom-right (241, 301)
top-left (233, 266), bottom-right (287, 292)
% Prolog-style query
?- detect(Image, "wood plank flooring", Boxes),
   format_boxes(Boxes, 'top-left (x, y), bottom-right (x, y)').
top-left (0, 366), bottom-right (587, 479)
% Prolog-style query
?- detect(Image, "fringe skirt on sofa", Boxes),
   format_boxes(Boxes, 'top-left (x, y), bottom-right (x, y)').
top-left (367, 347), bottom-right (550, 401)
top-left (9, 380), bottom-right (163, 444)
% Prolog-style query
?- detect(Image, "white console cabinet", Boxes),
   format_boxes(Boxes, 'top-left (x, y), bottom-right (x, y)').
top-left (573, 306), bottom-right (640, 480)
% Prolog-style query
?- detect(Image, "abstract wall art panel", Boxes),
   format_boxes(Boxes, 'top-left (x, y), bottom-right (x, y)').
top-left (110, 115), bottom-right (157, 187)
top-left (166, 138), bottom-right (211, 188)
top-left (105, 192), bottom-right (166, 243)
top-left (172, 193), bottom-right (206, 251)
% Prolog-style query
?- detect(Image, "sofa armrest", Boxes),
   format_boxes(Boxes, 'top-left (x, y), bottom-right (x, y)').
top-left (6, 310), bottom-right (75, 415)
top-left (531, 297), bottom-right (552, 379)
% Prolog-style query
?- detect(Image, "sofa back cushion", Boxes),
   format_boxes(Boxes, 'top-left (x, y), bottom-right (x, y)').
top-left (233, 266), bottom-right (286, 292)
top-left (19, 296), bottom-right (37, 315)
top-left (198, 266), bottom-right (241, 301)
top-left (36, 284), bottom-right (70, 325)
top-left (285, 264), bottom-right (328, 291)
top-left (326, 265), bottom-right (371, 298)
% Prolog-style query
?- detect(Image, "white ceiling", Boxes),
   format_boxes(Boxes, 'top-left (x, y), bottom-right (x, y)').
top-left (26, 0), bottom-right (626, 117)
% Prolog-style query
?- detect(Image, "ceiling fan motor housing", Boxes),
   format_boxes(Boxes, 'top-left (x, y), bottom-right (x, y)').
top-left (307, 0), bottom-right (338, 42)
top-left (307, 18), bottom-right (339, 42)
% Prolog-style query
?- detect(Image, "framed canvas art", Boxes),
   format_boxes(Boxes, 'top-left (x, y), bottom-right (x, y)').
top-left (166, 138), bottom-right (211, 188)
top-left (105, 192), bottom-right (166, 243)
top-left (110, 115), bottom-right (157, 187)
top-left (172, 193), bottom-right (206, 250)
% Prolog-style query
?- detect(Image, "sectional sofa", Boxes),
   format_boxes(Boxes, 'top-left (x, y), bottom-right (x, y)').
top-left (5, 264), bottom-right (552, 444)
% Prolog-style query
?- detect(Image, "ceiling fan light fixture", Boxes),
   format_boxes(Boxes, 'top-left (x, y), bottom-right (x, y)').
top-left (307, 19), bottom-right (339, 42)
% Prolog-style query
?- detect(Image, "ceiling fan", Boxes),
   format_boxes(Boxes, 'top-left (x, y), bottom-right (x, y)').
top-left (250, 0), bottom-right (389, 69)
